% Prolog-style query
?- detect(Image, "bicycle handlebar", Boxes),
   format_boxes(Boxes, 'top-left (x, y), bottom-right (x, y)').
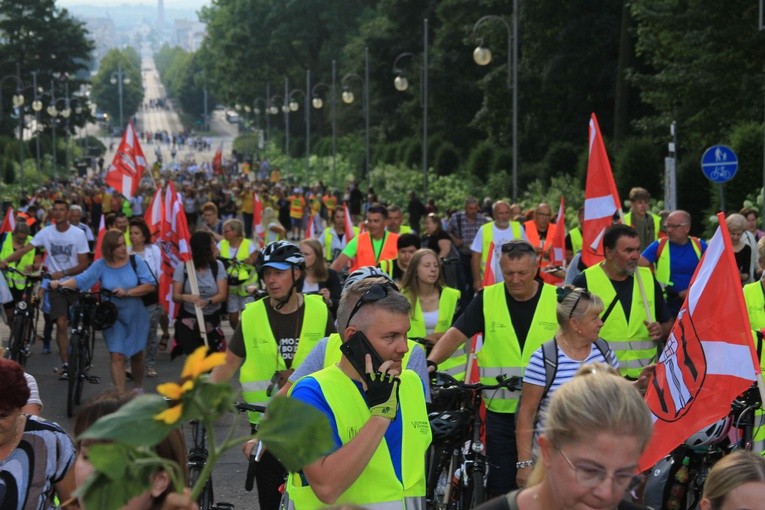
top-left (54, 286), bottom-right (117, 298)
top-left (432, 371), bottom-right (522, 392)
top-left (1, 267), bottom-right (51, 281)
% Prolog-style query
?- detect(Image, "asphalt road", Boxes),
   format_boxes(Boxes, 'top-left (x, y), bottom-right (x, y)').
top-left (4, 316), bottom-right (261, 509)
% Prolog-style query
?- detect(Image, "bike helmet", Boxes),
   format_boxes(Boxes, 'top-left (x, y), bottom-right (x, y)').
top-left (684, 416), bottom-right (732, 447)
top-left (429, 410), bottom-right (465, 443)
top-left (91, 301), bottom-right (118, 331)
top-left (256, 241), bottom-right (304, 277)
top-left (343, 266), bottom-right (395, 292)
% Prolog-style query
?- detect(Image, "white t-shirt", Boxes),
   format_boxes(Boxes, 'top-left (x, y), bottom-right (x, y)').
top-left (32, 225), bottom-right (89, 273)
top-left (129, 244), bottom-right (162, 279)
top-left (470, 222), bottom-right (527, 284)
top-left (422, 309), bottom-right (440, 335)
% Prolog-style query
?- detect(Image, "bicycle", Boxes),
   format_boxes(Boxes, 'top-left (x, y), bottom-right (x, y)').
top-left (2, 267), bottom-right (46, 367)
top-left (426, 371), bottom-right (522, 509)
top-left (233, 402), bottom-right (269, 494)
top-left (56, 287), bottom-right (104, 417)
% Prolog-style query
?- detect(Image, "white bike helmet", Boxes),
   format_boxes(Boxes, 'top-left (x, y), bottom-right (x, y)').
top-left (684, 416), bottom-right (732, 447)
top-left (343, 266), bottom-right (395, 291)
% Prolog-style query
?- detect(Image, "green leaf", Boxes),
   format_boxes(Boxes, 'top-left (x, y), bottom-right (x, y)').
top-left (79, 394), bottom-right (174, 447)
top-left (256, 396), bottom-right (334, 472)
top-left (185, 378), bottom-right (234, 420)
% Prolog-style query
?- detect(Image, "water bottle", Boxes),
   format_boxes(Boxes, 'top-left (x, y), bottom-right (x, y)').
top-left (435, 472), bottom-right (448, 497)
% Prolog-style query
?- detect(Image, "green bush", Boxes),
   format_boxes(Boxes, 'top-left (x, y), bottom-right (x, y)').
top-left (544, 141), bottom-right (580, 177)
top-left (614, 137), bottom-right (662, 199)
top-left (466, 140), bottom-right (496, 179)
top-left (725, 121), bottom-right (763, 212)
top-left (433, 142), bottom-right (460, 176)
top-left (404, 139), bottom-right (422, 168)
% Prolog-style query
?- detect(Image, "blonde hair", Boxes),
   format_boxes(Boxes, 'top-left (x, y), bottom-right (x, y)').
top-left (223, 218), bottom-right (244, 238)
top-left (555, 286), bottom-right (604, 329)
top-left (400, 249), bottom-right (444, 315)
top-left (703, 450), bottom-right (765, 509)
top-left (527, 364), bottom-right (652, 487)
top-left (725, 213), bottom-right (746, 233)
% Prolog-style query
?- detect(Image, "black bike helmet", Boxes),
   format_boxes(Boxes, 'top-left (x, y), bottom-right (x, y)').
top-left (256, 241), bottom-right (305, 278)
top-left (91, 301), bottom-right (118, 331)
top-left (429, 410), bottom-right (465, 443)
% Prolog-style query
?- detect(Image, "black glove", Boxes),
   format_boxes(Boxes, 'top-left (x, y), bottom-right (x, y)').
top-left (365, 371), bottom-right (400, 420)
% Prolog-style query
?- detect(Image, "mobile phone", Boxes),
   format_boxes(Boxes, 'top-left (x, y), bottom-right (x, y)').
top-left (340, 331), bottom-right (385, 376)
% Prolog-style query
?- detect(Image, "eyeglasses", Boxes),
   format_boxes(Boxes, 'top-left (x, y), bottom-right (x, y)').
top-left (664, 223), bottom-right (688, 230)
top-left (557, 447), bottom-right (644, 491)
top-left (346, 282), bottom-right (396, 329)
top-left (501, 241), bottom-right (535, 254)
top-left (568, 289), bottom-right (591, 319)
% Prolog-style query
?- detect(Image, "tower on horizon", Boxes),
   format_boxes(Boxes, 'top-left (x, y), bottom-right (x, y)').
top-left (157, 0), bottom-right (165, 34)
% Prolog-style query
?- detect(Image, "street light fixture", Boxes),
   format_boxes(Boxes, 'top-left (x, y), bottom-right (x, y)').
top-left (392, 19), bottom-right (429, 198)
top-left (288, 69), bottom-right (312, 182)
top-left (110, 63), bottom-right (130, 131)
top-left (311, 70), bottom-right (337, 186)
top-left (471, 8), bottom-right (518, 200)
top-left (0, 64), bottom-right (26, 190)
top-left (343, 48), bottom-right (371, 182)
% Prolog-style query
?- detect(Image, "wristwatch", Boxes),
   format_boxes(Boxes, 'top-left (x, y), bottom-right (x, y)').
top-left (516, 459), bottom-right (534, 469)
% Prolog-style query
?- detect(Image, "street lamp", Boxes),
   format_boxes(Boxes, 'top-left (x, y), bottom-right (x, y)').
top-left (0, 64), bottom-right (25, 189)
top-left (343, 48), bottom-right (371, 182)
top-left (471, 7), bottom-right (518, 200)
top-left (288, 70), bottom-right (311, 182)
top-left (311, 64), bottom-right (337, 187)
top-left (110, 63), bottom-right (130, 131)
top-left (393, 19), bottom-right (429, 198)
top-left (30, 72), bottom-right (43, 175)
top-left (253, 97), bottom-right (268, 150)
top-left (268, 90), bottom-right (290, 156)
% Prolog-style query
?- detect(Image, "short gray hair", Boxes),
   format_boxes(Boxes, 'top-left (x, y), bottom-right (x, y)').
top-left (336, 277), bottom-right (410, 339)
top-left (69, 204), bottom-right (83, 214)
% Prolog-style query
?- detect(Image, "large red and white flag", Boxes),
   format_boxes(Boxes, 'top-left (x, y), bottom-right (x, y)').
top-left (212, 142), bottom-right (223, 175)
top-left (344, 203), bottom-right (355, 241)
top-left (159, 182), bottom-right (192, 318)
top-left (305, 215), bottom-right (315, 240)
top-left (482, 241), bottom-right (496, 288)
top-left (253, 192), bottom-right (265, 243)
top-left (144, 187), bottom-right (163, 243)
top-left (105, 121), bottom-right (147, 199)
top-left (582, 114), bottom-right (621, 267)
top-left (549, 197), bottom-right (566, 267)
top-left (639, 212), bottom-right (759, 471)
top-left (93, 215), bottom-right (106, 261)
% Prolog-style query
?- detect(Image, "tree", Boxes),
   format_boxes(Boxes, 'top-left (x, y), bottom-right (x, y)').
top-left (90, 49), bottom-right (144, 130)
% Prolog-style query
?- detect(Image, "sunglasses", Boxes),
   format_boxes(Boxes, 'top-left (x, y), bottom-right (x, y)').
top-left (346, 282), bottom-right (397, 329)
top-left (501, 241), bottom-right (535, 254)
top-left (569, 289), bottom-right (591, 319)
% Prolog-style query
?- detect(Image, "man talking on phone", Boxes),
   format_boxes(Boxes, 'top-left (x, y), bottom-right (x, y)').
top-left (284, 276), bottom-right (432, 509)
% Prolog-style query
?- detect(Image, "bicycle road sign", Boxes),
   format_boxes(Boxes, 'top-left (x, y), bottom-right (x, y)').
top-left (701, 145), bottom-right (738, 184)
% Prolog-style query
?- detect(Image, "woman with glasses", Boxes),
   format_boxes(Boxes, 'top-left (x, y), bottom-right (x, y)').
top-left (478, 364), bottom-right (652, 509)
top-left (514, 286), bottom-right (619, 488)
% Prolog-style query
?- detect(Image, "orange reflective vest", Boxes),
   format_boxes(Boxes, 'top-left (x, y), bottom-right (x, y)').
top-left (350, 231), bottom-right (399, 272)
top-left (523, 220), bottom-right (561, 285)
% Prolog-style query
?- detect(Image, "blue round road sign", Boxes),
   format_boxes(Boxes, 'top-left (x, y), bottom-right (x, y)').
top-left (701, 145), bottom-right (738, 184)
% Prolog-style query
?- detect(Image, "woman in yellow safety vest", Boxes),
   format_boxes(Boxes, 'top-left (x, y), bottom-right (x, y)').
top-left (400, 249), bottom-right (463, 378)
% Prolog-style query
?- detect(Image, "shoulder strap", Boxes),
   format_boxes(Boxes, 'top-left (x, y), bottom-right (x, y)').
top-left (600, 293), bottom-right (620, 323)
top-left (655, 237), bottom-right (669, 260)
top-left (593, 337), bottom-right (614, 362)
top-left (541, 339), bottom-right (559, 401)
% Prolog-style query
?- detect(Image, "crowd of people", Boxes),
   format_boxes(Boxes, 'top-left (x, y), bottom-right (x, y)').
top-left (4, 160), bottom-right (765, 510)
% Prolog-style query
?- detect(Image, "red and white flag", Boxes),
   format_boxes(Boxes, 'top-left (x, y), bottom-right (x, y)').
top-left (306, 215), bottom-right (315, 240)
top-left (212, 142), bottom-right (223, 175)
top-left (549, 197), bottom-right (566, 267)
top-left (0, 207), bottom-right (15, 244)
top-left (253, 192), bottom-right (264, 243)
top-left (144, 187), bottom-right (163, 243)
top-left (482, 241), bottom-right (496, 288)
top-left (105, 121), bottom-right (147, 199)
top-left (159, 181), bottom-right (192, 318)
top-left (639, 212), bottom-right (759, 471)
top-left (582, 114), bottom-right (622, 268)
top-left (344, 203), bottom-right (355, 241)
top-left (93, 215), bottom-right (106, 261)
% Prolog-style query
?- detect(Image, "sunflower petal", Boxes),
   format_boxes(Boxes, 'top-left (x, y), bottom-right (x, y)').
top-left (181, 346), bottom-right (208, 378)
top-left (154, 404), bottom-right (183, 425)
top-left (156, 382), bottom-right (184, 400)
top-left (196, 352), bottom-right (226, 375)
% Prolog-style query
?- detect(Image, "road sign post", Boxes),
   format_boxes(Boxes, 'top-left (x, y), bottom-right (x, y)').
top-left (701, 145), bottom-right (738, 211)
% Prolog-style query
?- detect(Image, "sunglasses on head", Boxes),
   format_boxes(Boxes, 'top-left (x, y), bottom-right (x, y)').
top-left (346, 282), bottom-right (397, 329)
top-left (501, 241), bottom-right (535, 254)
top-left (568, 289), bottom-right (592, 319)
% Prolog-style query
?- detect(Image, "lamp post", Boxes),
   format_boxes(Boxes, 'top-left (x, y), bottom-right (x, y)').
top-left (110, 63), bottom-right (130, 131)
top-left (268, 91), bottom-right (290, 156)
top-left (287, 69), bottom-right (311, 183)
top-left (343, 48), bottom-right (371, 182)
top-left (0, 64), bottom-right (25, 189)
top-left (47, 79), bottom-right (58, 178)
top-left (253, 97), bottom-right (267, 151)
top-left (393, 20), bottom-right (429, 198)
top-left (472, 7), bottom-right (518, 201)
top-left (312, 72), bottom-right (337, 187)
top-left (31, 72), bottom-right (42, 175)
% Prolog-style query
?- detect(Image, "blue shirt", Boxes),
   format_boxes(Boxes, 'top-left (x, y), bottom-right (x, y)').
top-left (642, 238), bottom-right (707, 292)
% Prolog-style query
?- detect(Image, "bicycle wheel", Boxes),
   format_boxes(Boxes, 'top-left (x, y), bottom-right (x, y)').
top-left (8, 315), bottom-right (26, 366)
top-left (67, 334), bottom-right (82, 417)
top-left (468, 469), bottom-right (486, 508)
top-left (75, 335), bottom-right (88, 405)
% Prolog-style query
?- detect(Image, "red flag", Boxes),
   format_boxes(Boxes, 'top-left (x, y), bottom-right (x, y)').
top-left (212, 142), bottom-right (223, 175)
top-left (253, 192), bottom-right (265, 242)
top-left (93, 215), bottom-right (106, 261)
top-left (638, 212), bottom-right (759, 471)
top-left (159, 182), bottom-right (192, 318)
top-left (144, 187), bottom-right (163, 243)
top-left (549, 197), bottom-right (566, 267)
top-left (582, 114), bottom-right (622, 267)
top-left (344, 203), bottom-right (355, 241)
top-left (105, 121), bottom-right (147, 199)
top-left (306, 215), bottom-right (315, 240)
top-left (1, 207), bottom-right (15, 235)
top-left (482, 241), bottom-right (496, 287)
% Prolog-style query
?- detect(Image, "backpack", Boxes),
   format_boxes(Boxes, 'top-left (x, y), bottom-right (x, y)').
top-left (539, 337), bottom-right (614, 402)
top-left (129, 254), bottom-right (159, 307)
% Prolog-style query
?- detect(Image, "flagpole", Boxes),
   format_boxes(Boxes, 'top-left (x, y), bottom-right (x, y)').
top-left (185, 260), bottom-right (209, 348)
